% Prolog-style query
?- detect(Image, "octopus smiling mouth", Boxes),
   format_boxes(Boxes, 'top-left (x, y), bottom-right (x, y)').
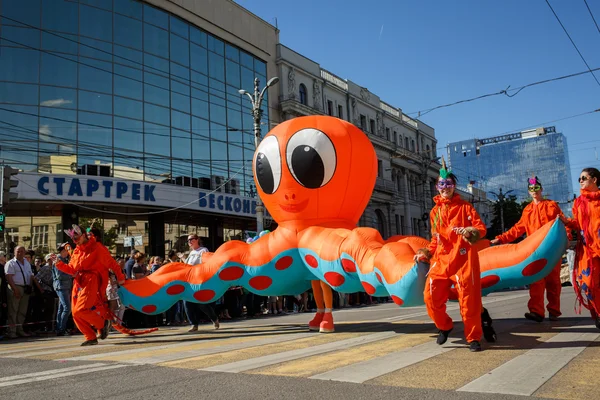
top-left (279, 198), bottom-right (309, 213)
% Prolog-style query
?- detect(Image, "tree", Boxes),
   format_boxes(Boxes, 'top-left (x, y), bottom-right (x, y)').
top-left (79, 217), bottom-right (119, 251)
top-left (489, 195), bottom-right (524, 239)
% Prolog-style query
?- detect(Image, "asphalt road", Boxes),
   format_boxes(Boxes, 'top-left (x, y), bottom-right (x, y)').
top-left (1, 289), bottom-right (597, 400)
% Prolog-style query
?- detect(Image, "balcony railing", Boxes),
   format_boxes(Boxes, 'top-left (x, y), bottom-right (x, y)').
top-left (379, 101), bottom-right (400, 117)
top-left (402, 115), bottom-right (418, 128)
top-left (320, 69), bottom-right (348, 91)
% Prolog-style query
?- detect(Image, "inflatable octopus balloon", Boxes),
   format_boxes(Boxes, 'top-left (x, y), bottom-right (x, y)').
top-left (119, 116), bottom-right (568, 333)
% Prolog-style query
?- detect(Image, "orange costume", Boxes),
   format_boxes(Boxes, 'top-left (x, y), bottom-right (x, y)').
top-left (495, 199), bottom-right (565, 319)
top-left (567, 190), bottom-right (600, 322)
top-left (424, 193), bottom-right (487, 344)
top-left (56, 236), bottom-right (125, 341)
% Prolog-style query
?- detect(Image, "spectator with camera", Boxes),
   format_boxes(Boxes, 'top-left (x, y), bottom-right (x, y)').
top-left (4, 246), bottom-right (43, 338)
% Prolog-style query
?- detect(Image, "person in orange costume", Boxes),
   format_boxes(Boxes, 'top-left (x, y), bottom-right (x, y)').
top-left (416, 159), bottom-right (487, 352)
top-left (51, 225), bottom-right (125, 346)
top-left (564, 167), bottom-right (600, 330)
top-left (491, 176), bottom-right (566, 323)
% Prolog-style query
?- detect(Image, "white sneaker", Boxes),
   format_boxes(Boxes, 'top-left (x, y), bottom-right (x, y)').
top-left (188, 325), bottom-right (198, 332)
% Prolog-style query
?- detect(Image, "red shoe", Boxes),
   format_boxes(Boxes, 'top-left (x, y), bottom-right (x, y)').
top-left (319, 310), bottom-right (334, 333)
top-left (308, 309), bottom-right (324, 331)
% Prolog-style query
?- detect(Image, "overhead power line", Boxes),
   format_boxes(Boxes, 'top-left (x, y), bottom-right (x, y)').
top-left (584, 0), bottom-right (600, 36)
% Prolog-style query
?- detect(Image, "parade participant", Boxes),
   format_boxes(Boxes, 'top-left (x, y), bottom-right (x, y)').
top-left (564, 167), bottom-right (600, 330)
top-left (53, 243), bottom-right (73, 336)
top-left (415, 158), bottom-right (487, 352)
top-left (51, 225), bottom-right (125, 346)
top-left (491, 176), bottom-right (566, 322)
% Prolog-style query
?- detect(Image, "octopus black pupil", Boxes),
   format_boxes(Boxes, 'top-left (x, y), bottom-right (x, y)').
top-left (291, 145), bottom-right (324, 188)
top-left (256, 152), bottom-right (275, 194)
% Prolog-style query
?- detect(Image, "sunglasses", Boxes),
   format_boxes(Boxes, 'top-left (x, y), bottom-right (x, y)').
top-left (528, 184), bottom-right (541, 192)
top-left (436, 179), bottom-right (455, 189)
top-left (187, 238), bottom-right (197, 242)
top-left (579, 176), bottom-right (590, 183)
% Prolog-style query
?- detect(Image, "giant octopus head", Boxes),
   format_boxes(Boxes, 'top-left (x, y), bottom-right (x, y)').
top-left (253, 116), bottom-right (377, 229)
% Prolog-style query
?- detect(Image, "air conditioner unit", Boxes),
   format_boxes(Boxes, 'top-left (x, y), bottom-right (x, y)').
top-left (80, 164), bottom-right (111, 177)
top-left (198, 177), bottom-right (211, 190)
top-left (173, 176), bottom-right (199, 188)
top-left (211, 175), bottom-right (225, 192)
top-left (225, 179), bottom-right (239, 195)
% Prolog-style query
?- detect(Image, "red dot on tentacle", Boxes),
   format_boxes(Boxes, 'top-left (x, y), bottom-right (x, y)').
top-left (376, 273), bottom-right (383, 284)
top-left (522, 259), bottom-right (548, 277)
top-left (142, 305), bottom-right (157, 313)
top-left (481, 275), bottom-right (500, 288)
top-left (341, 259), bottom-right (357, 273)
top-left (362, 282), bottom-right (376, 295)
top-left (249, 276), bottom-right (273, 290)
top-left (166, 284), bottom-right (185, 295)
top-left (391, 296), bottom-right (404, 306)
top-left (275, 256), bottom-right (293, 270)
top-left (324, 272), bottom-right (345, 287)
top-left (219, 266), bottom-right (245, 281)
top-left (305, 255), bottom-right (318, 268)
top-left (193, 289), bottom-right (215, 302)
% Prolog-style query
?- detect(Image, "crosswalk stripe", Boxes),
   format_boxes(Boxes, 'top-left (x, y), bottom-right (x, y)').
top-left (201, 331), bottom-right (399, 373)
top-left (457, 324), bottom-right (600, 396)
top-left (65, 331), bottom-right (314, 362)
top-left (0, 363), bottom-right (127, 388)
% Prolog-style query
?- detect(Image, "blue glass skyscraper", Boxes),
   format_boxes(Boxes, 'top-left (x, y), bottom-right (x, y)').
top-left (447, 127), bottom-right (573, 215)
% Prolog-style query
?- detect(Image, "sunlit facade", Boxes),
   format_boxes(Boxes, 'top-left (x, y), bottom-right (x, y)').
top-left (0, 0), bottom-right (279, 256)
top-left (447, 126), bottom-right (574, 215)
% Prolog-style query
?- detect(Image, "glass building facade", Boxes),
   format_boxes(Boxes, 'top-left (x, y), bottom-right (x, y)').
top-left (0, 0), bottom-right (269, 196)
top-left (447, 127), bottom-right (574, 214)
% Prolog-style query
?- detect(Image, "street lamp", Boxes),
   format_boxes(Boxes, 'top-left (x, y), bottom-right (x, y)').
top-left (239, 76), bottom-right (279, 233)
top-left (490, 188), bottom-right (514, 233)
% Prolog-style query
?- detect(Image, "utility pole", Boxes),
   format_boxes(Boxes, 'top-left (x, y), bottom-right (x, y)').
top-left (239, 76), bottom-right (279, 233)
top-left (491, 187), bottom-right (514, 233)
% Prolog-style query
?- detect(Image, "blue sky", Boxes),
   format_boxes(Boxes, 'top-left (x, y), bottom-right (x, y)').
top-left (236, 0), bottom-right (600, 196)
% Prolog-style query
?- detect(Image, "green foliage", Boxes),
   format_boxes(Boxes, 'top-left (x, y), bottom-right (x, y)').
top-left (79, 217), bottom-right (119, 250)
top-left (489, 195), bottom-right (524, 238)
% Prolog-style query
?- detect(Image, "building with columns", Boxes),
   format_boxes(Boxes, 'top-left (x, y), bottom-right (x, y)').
top-left (276, 45), bottom-right (440, 238)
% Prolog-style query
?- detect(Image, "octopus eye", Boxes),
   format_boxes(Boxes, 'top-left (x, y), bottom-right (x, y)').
top-left (286, 128), bottom-right (336, 189)
top-left (254, 135), bottom-right (281, 194)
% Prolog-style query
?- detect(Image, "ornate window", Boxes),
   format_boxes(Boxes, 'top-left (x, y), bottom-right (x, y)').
top-left (299, 83), bottom-right (307, 105)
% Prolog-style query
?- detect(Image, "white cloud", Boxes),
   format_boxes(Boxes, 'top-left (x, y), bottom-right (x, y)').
top-left (40, 98), bottom-right (73, 107)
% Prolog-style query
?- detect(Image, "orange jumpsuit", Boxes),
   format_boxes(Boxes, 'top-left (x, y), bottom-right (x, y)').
top-left (496, 200), bottom-right (565, 318)
top-left (424, 193), bottom-right (487, 343)
top-left (56, 237), bottom-right (125, 341)
top-left (567, 189), bottom-right (600, 319)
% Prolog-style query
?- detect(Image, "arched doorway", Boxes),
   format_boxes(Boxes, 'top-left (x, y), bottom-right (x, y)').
top-left (375, 209), bottom-right (387, 238)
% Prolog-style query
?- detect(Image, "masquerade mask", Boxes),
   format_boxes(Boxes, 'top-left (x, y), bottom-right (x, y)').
top-left (64, 224), bottom-right (83, 240)
top-left (528, 184), bottom-right (541, 192)
top-left (437, 179), bottom-right (455, 189)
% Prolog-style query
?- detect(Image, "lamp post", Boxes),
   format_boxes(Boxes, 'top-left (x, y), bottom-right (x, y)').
top-left (239, 76), bottom-right (279, 233)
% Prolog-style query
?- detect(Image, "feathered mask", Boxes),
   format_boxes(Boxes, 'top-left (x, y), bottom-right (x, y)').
top-left (439, 156), bottom-right (452, 179)
top-left (64, 224), bottom-right (83, 240)
top-left (528, 176), bottom-right (541, 186)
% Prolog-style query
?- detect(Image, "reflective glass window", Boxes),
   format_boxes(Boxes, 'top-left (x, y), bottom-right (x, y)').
top-left (0, 48), bottom-right (40, 83)
top-left (208, 52), bottom-right (225, 81)
top-left (42, 0), bottom-right (78, 34)
top-left (114, 45), bottom-right (142, 67)
top-left (40, 86), bottom-right (77, 109)
top-left (191, 70), bottom-right (208, 88)
top-left (2, 0), bottom-right (40, 27)
top-left (78, 111), bottom-right (113, 164)
top-left (80, 5), bottom-right (112, 41)
top-left (39, 108), bottom-right (77, 158)
top-left (210, 103), bottom-right (227, 126)
top-left (114, 116), bottom-right (143, 153)
top-left (0, 82), bottom-right (38, 105)
top-left (226, 85), bottom-right (242, 105)
top-left (79, 57), bottom-right (113, 94)
top-left (171, 92), bottom-right (191, 114)
top-left (207, 36), bottom-right (224, 55)
top-left (79, 37), bottom-right (113, 61)
top-left (144, 84), bottom-right (169, 107)
top-left (41, 32), bottom-right (78, 54)
top-left (170, 16), bottom-right (189, 39)
top-left (0, 105), bottom-right (38, 170)
top-left (144, 71), bottom-right (169, 89)
top-left (114, 96), bottom-right (143, 120)
top-left (228, 143), bottom-right (243, 169)
top-left (254, 59), bottom-right (267, 76)
top-left (171, 80), bottom-right (190, 97)
top-left (225, 45), bottom-right (239, 62)
top-left (1, 26), bottom-right (40, 49)
top-left (114, 75), bottom-right (143, 100)
top-left (144, 103), bottom-right (170, 126)
top-left (143, 4), bottom-right (169, 29)
top-left (240, 52), bottom-right (253, 69)
top-left (225, 59), bottom-right (241, 87)
top-left (40, 53), bottom-right (76, 87)
top-left (143, 23), bottom-right (169, 58)
top-left (144, 53), bottom-right (169, 74)
top-left (78, 90), bottom-right (112, 114)
top-left (172, 130), bottom-right (192, 177)
top-left (209, 78), bottom-right (226, 99)
top-left (190, 43), bottom-right (208, 73)
top-left (171, 110), bottom-right (191, 131)
top-left (211, 144), bottom-right (228, 172)
top-left (192, 117), bottom-right (210, 166)
top-left (144, 122), bottom-right (170, 157)
top-left (241, 67), bottom-right (254, 92)
top-left (115, 0), bottom-right (143, 19)
top-left (170, 33), bottom-right (190, 67)
top-left (190, 27), bottom-right (207, 48)
top-left (115, 64), bottom-right (142, 81)
top-left (227, 108), bottom-right (242, 133)
top-left (192, 98), bottom-right (209, 119)
top-left (81, 0), bottom-right (112, 11)
top-left (114, 14), bottom-right (143, 50)
top-left (171, 63), bottom-right (190, 82)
